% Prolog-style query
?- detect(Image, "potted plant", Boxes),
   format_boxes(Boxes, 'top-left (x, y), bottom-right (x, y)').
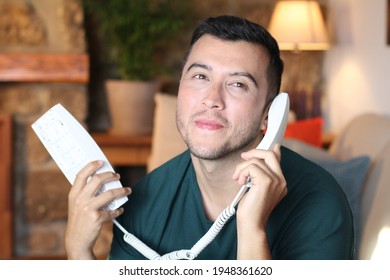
top-left (82, 0), bottom-right (189, 135)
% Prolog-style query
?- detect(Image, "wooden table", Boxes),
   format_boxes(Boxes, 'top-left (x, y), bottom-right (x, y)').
top-left (91, 133), bottom-right (152, 167)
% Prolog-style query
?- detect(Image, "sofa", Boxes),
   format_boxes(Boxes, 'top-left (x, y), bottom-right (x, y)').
top-left (284, 113), bottom-right (390, 260)
top-left (148, 92), bottom-right (390, 259)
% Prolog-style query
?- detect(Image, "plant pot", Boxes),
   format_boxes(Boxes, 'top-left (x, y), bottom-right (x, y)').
top-left (105, 79), bottom-right (159, 135)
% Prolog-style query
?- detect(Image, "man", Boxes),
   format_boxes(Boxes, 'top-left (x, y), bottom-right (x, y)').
top-left (65, 15), bottom-right (354, 260)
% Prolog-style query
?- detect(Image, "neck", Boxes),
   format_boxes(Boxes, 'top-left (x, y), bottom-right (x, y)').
top-left (190, 134), bottom-right (263, 220)
top-left (191, 152), bottom-right (245, 221)
top-left (194, 155), bottom-right (240, 186)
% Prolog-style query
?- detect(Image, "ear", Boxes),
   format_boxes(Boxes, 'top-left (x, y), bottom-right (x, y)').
top-left (260, 103), bottom-right (271, 131)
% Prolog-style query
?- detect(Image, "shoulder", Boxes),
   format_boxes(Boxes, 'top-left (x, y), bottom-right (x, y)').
top-left (280, 146), bottom-right (342, 194)
top-left (280, 145), bottom-right (351, 215)
top-left (270, 146), bottom-right (354, 259)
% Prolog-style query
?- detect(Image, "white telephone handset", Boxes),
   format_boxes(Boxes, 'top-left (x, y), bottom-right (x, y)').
top-left (241, 92), bottom-right (290, 191)
top-left (257, 92), bottom-right (290, 151)
top-left (116, 92), bottom-right (290, 260)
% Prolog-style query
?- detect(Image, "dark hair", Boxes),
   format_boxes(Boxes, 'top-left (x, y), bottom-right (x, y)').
top-left (182, 15), bottom-right (284, 104)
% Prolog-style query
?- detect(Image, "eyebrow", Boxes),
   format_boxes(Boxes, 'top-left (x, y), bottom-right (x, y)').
top-left (186, 63), bottom-right (259, 89)
top-left (186, 63), bottom-right (211, 73)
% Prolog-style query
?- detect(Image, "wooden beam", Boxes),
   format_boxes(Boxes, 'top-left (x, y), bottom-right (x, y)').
top-left (0, 114), bottom-right (13, 259)
top-left (0, 53), bottom-right (89, 83)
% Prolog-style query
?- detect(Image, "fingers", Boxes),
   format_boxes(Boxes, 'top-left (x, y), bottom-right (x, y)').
top-left (65, 161), bottom-right (130, 259)
top-left (233, 144), bottom-right (287, 228)
top-left (73, 160), bottom-right (104, 192)
top-left (86, 172), bottom-right (121, 197)
top-left (107, 207), bottom-right (125, 220)
top-left (242, 144), bottom-right (282, 171)
top-left (90, 206), bottom-right (126, 225)
top-left (69, 160), bottom-right (131, 212)
top-left (89, 186), bottom-right (131, 211)
top-left (232, 144), bottom-right (283, 184)
top-left (72, 160), bottom-right (122, 197)
top-left (232, 143), bottom-right (287, 207)
top-left (233, 158), bottom-right (273, 186)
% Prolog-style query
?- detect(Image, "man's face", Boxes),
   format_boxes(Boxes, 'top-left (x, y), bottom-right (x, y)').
top-left (176, 35), bottom-right (270, 160)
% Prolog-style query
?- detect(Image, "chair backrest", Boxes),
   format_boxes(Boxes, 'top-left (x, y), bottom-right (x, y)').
top-left (329, 113), bottom-right (390, 259)
top-left (329, 113), bottom-right (390, 160)
top-left (0, 114), bottom-right (13, 259)
top-left (147, 93), bottom-right (186, 173)
top-left (358, 141), bottom-right (390, 259)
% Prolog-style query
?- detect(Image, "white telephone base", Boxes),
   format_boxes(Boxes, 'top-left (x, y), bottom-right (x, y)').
top-left (31, 104), bottom-right (128, 211)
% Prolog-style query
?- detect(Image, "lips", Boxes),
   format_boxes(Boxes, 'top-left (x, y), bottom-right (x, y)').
top-left (194, 118), bottom-right (224, 130)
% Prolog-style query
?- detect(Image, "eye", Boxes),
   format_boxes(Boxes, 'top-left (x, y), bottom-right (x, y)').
top-left (226, 80), bottom-right (255, 96)
top-left (193, 73), bottom-right (208, 80)
top-left (231, 82), bottom-right (248, 89)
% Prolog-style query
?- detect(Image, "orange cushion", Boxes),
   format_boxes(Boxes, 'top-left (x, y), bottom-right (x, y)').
top-left (284, 117), bottom-right (323, 147)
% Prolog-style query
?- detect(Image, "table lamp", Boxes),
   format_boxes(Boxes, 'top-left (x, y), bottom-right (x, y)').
top-left (268, 0), bottom-right (329, 51)
top-left (268, 0), bottom-right (330, 119)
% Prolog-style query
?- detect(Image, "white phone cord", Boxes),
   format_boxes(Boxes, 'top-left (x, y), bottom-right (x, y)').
top-left (113, 182), bottom-right (250, 260)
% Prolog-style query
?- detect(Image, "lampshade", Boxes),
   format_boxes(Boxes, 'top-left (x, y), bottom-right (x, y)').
top-left (268, 0), bottom-right (329, 51)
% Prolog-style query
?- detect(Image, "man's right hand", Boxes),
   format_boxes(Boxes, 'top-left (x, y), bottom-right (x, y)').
top-left (65, 160), bottom-right (131, 259)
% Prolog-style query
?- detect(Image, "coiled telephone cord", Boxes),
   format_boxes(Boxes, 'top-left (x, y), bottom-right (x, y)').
top-left (113, 183), bottom-right (249, 260)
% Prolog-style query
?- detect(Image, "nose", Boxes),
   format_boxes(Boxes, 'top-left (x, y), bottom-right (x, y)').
top-left (202, 83), bottom-right (225, 110)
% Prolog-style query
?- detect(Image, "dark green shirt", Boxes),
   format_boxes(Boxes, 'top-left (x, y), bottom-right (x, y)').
top-left (109, 147), bottom-right (355, 260)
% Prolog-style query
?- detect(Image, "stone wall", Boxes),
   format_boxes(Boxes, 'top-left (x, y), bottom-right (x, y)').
top-left (0, 0), bottom-right (94, 258)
